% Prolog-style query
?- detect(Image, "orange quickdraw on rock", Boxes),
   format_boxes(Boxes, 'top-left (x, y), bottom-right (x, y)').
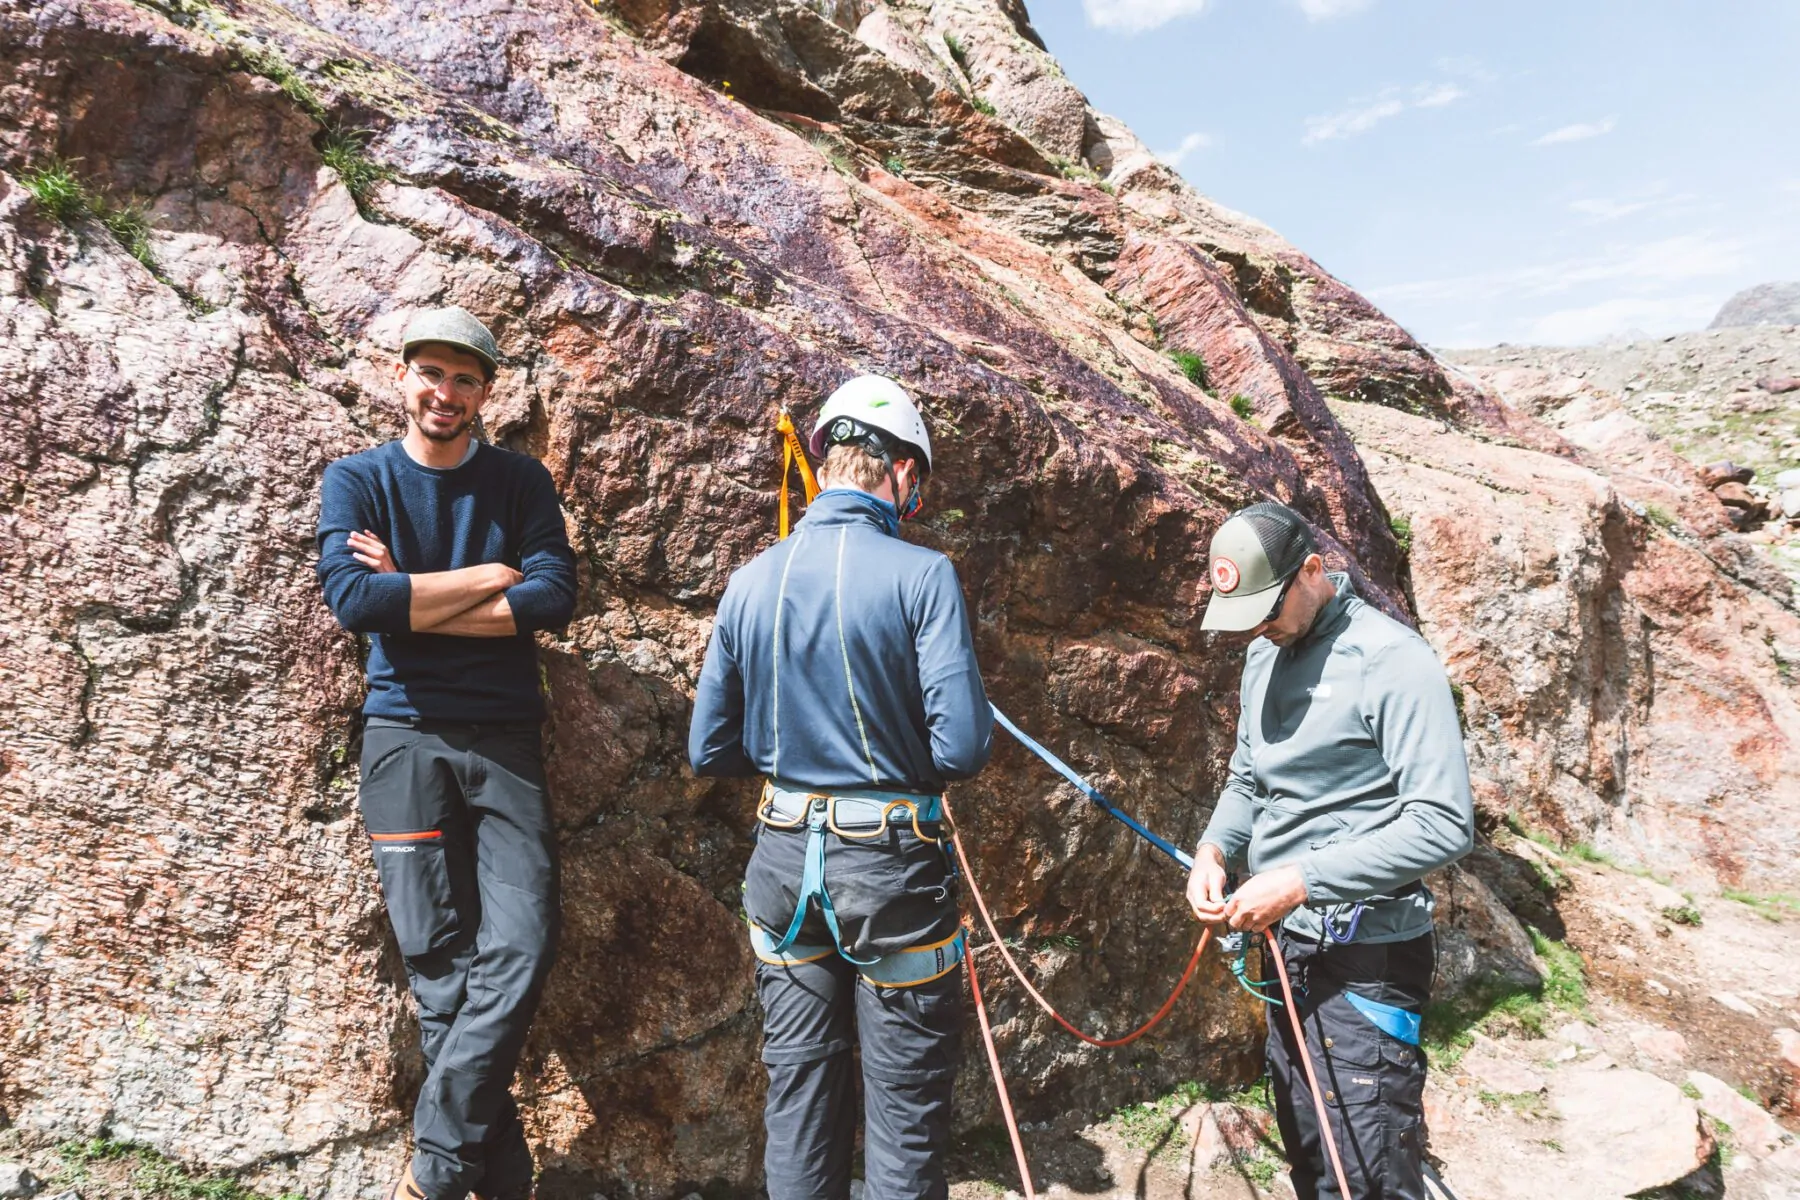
top-left (776, 406), bottom-right (820, 540)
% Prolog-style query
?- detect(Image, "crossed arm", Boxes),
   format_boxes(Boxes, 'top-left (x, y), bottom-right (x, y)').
top-left (346, 530), bottom-right (520, 637)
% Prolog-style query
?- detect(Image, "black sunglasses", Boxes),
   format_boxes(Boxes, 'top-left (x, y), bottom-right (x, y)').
top-left (1261, 568), bottom-right (1301, 625)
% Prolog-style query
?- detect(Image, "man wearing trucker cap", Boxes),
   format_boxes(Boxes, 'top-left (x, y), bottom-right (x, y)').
top-left (1186, 501), bottom-right (1473, 1200)
top-left (316, 307), bottom-right (576, 1200)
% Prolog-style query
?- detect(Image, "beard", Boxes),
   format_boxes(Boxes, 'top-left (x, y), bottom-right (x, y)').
top-left (410, 399), bottom-right (476, 442)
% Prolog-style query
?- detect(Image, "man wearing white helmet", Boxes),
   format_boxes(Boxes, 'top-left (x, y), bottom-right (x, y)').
top-left (689, 375), bottom-right (992, 1200)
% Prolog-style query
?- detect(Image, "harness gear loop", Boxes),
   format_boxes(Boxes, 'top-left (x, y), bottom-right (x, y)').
top-left (776, 407), bottom-right (820, 540)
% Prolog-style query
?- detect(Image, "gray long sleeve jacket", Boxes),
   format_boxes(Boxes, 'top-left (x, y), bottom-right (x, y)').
top-left (1199, 573), bottom-right (1474, 943)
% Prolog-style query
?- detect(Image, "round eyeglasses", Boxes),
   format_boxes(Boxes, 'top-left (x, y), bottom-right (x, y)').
top-left (408, 361), bottom-right (486, 399)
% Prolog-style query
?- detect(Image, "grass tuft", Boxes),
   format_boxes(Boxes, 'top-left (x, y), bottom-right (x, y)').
top-left (1422, 927), bottom-right (1588, 1069)
top-left (1661, 903), bottom-right (1703, 927)
top-left (1642, 501), bottom-right (1679, 532)
top-left (22, 158), bottom-right (89, 223)
top-left (239, 43), bottom-right (324, 118)
top-left (1720, 887), bottom-right (1799, 921)
top-left (970, 95), bottom-right (997, 117)
top-left (808, 133), bottom-right (856, 177)
top-left (1389, 514), bottom-right (1413, 554)
top-left (1229, 393), bottom-right (1255, 420)
top-left (942, 31), bottom-right (969, 70)
top-left (884, 154), bottom-right (906, 176)
top-left (1108, 1080), bottom-right (1206, 1150)
top-left (101, 200), bottom-right (156, 269)
top-left (56, 1138), bottom-right (304, 1200)
top-left (320, 126), bottom-right (389, 203)
top-left (1167, 349), bottom-right (1209, 390)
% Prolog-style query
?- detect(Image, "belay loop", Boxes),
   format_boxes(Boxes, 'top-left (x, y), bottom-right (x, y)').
top-left (776, 406), bottom-right (821, 539)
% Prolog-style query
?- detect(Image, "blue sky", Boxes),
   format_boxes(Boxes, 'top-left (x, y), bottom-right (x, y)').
top-left (1029, 0), bottom-right (1800, 346)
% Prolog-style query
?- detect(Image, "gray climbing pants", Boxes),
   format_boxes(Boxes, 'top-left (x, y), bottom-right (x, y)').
top-left (757, 954), bottom-right (964, 1200)
top-left (359, 717), bottom-right (560, 1200)
top-left (1264, 930), bottom-right (1434, 1200)
top-left (748, 819), bottom-right (966, 1200)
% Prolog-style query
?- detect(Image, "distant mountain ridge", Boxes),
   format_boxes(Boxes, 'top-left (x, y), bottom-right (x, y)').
top-left (1711, 281), bottom-right (1800, 328)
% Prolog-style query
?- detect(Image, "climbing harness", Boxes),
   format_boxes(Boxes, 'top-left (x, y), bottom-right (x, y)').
top-left (749, 782), bottom-right (965, 985)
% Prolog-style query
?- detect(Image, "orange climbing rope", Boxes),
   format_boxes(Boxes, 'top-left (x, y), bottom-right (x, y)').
top-left (966, 932), bottom-right (1039, 1200)
top-left (776, 407), bottom-right (820, 539)
top-left (1264, 927), bottom-right (1355, 1199)
top-left (944, 790), bottom-right (1211, 1047)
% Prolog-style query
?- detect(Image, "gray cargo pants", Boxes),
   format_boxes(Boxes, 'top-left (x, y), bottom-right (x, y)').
top-left (1264, 930), bottom-right (1433, 1200)
top-left (359, 718), bottom-right (560, 1200)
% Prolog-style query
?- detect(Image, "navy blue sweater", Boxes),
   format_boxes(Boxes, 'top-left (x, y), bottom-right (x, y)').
top-left (316, 440), bottom-right (577, 721)
top-left (688, 489), bottom-right (992, 793)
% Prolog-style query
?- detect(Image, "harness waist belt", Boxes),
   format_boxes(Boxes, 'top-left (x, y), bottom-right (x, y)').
top-left (760, 782), bottom-right (943, 830)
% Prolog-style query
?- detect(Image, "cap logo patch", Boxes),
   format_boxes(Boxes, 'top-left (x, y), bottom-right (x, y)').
top-left (1212, 557), bottom-right (1241, 593)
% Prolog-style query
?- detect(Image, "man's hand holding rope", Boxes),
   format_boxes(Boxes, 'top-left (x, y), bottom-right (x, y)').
top-left (1187, 844), bottom-right (1309, 933)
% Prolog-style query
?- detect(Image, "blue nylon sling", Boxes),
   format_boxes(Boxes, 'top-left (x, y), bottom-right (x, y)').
top-left (1343, 990), bottom-right (1422, 1045)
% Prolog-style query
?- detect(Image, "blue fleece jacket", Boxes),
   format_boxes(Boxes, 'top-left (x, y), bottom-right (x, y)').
top-left (688, 489), bottom-right (992, 792)
top-left (316, 440), bottom-right (577, 721)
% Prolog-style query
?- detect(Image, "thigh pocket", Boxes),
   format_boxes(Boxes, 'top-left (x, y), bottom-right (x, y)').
top-left (369, 830), bottom-right (459, 958)
top-left (1315, 998), bottom-right (1386, 1110)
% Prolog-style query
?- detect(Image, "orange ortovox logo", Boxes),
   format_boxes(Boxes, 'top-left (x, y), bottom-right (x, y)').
top-left (369, 830), bottom-right (443, 842)
top-left (1212, 557), bottom-right (1241, 593)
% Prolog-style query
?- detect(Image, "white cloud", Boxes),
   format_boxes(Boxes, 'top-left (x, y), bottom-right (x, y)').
top-left (1303, 98), bottom-right (1405, 144)
top-left (1520, 294), bottom-right (1723, 345)
top-left (1367, 233), bottom-right (1748, 307)
top-left (1567, 186), bottom-right (1697, 223)
top-left (1082, 0), bottom-right (1209, 33)
top-left (1302, 82), bottom-right (1466, 145)
top-left (1156, 131), bottom-right (1215, 168)
top-left (1297, 0), bottom-right (1373, 19)
top-left (1532, 118), bottom-right (1617, 146)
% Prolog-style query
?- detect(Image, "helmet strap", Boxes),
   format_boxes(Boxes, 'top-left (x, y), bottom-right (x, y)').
top-left (882, 451), bottom-right (924, 523)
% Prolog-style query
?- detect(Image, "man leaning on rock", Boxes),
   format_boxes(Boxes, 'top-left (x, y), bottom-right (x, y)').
top-left (1187, 503), bottom-right (1474, 1200)
top-left (315, 308), bottom-right (577, 1200)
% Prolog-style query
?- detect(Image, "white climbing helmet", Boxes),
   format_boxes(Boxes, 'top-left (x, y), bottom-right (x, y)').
top-left (809, 375), bottom-right (933, 471)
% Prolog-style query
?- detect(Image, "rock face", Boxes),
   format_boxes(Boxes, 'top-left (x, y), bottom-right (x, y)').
top-left (1711, 281), bottom-right (1800, 329)
top-left (2, 1), bottom-right (1796, 1198)
top-left (1336, 397), bottom-right (1800, 892)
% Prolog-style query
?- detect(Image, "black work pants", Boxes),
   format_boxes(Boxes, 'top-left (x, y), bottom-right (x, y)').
top-left (747, 823), bottom-right (965, 1200)
top-left (359, 718), bottom-right (560, 1200)
top-left (1264, 931), bottom-right (1433, 1200)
